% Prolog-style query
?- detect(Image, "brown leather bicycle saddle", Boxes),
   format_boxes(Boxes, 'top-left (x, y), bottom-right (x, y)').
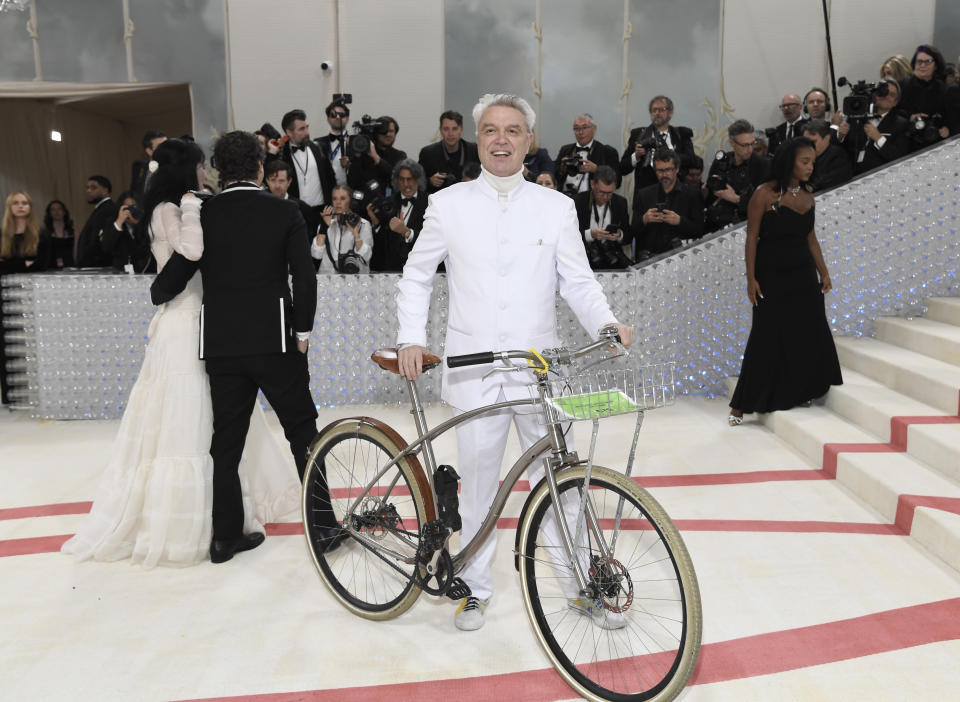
top-left (371, 347), bottom-right (442, 375)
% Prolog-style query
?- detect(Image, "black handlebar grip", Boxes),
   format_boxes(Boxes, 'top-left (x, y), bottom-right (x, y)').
top-left (446, 351), bottom-right (496, 368)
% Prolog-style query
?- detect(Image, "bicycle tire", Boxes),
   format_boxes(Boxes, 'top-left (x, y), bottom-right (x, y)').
top-left (517, 466), bottom-right (701, 702)
top-left (302, 418), bottom-right (434, 620)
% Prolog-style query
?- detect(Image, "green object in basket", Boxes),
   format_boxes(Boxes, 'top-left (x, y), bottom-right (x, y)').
top-left (549, 390), bottom-right (639, 419)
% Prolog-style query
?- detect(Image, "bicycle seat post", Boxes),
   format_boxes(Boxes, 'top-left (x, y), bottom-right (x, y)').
top-left (405, 376), bottom-right (438, 474)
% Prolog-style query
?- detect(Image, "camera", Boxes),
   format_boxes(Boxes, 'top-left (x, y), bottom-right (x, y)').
top-left (837, 77), bottom-right (888, 122)
top-left (354, 179), bottom-right (398, 223)
top-left (349, 114), bottom-right (389, 156)
top-left (337, 211), bottom-right (361, 229)
top-left (706, 151), bottom-right (730, 193)
top-left (561, 154), bottom-right (583, 172)
top-left (123, 204), bottom-right (144, 221)
top-left (911, 112), bottom-right (944, 145)
top-left (337, 250), bottom-right (365, 274)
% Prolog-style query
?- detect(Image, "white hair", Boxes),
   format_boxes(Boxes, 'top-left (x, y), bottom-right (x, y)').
top-left (574, 113), bottom-right (597, 129)
top-left (472, 93), bottom-right (536, 134)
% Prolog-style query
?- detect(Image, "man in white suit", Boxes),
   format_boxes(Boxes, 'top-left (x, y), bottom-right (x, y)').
top-left (397, 94), bottom-right (634, 631)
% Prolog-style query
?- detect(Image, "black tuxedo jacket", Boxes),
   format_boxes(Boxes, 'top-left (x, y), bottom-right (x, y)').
top-left (573, 190), bottom-right (629, 238)
top-left (348, 144), bottom-right (407, 194)
top-left (370, 190), bottom-right (427, 272)
top-left (76, 198), bottom-right (119, 268)
top-left (845, 111), bottom-right (911, 175)
top-left (151, 182), bottom-right (317, 359)
top-left (418, 139), bottom-right (479, 192)
top-left (619, 125), bottom-right (695, 192)
top-left (768, 118), bottom-right (808, 155)
top-left (634, 182), bottom-right (704, 254)
top-left (808, 143), bottom-right (852, 192)
top-left (281, 140), bottom-right (336, 206)
top-left (555, 140), bottom-right (621, 193)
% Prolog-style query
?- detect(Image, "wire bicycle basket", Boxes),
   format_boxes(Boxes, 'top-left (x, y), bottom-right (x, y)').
top-left (531, 363), bottom-right (676, 425)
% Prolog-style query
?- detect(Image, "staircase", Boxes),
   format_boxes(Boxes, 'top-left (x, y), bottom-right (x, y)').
top-left (756, 297), bottom-right (960, 573)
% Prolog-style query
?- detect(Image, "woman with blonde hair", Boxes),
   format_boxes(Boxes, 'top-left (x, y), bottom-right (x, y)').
top-left (880, 55), bottom-right (913, 81)
top-left (1, 191), bottom-right (44, 272)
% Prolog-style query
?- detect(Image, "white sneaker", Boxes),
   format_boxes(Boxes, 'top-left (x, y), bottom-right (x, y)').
top-left (569, 598), bottom-right (627, 630)
top-left (454, 596), bottom-right (490, 631)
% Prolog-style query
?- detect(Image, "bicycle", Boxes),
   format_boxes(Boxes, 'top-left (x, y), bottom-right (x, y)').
top-left (301, 328), bottom-right (702, 702)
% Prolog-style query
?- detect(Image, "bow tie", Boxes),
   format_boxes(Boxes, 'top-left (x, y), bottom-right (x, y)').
top-left (291, 143), bottom-right (306, 153)
top-left (401, 197), bottom-right (416, 206)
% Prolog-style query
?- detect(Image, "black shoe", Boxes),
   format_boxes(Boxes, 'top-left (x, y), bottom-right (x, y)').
top-left (210, 531), bottom-right (266, 564)
top-left (315, 525), bottom-right (348, 553)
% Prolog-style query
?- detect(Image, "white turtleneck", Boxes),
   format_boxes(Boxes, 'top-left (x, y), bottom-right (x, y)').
top-left (481, 166), bottom-right (524, 202)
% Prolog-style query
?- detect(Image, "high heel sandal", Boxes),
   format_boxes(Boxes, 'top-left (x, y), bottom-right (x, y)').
top-left (727, 414), bottom-right (743, 426)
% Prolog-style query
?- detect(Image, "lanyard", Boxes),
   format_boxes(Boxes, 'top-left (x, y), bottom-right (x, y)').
top-left (293, 146), bottom-right (311, 183)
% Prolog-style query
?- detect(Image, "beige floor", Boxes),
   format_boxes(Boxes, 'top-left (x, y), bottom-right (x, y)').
top-left (2, 397), bottom-right (959, 701)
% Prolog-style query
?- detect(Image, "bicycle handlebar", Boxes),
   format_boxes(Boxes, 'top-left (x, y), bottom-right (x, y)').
top-left (446, 351), bottom-right (496, 368)
top-left (445, 326), bottom-right (624, 370)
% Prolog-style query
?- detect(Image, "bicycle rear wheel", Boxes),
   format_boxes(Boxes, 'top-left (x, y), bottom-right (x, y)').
top-left (302, 418), bottom-right (433, 620)
top-left (517, 466), bottom-right (701, 702)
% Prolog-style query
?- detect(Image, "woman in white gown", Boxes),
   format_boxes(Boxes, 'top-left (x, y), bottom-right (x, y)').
top-left (62, 139), bottom-right (300, 568)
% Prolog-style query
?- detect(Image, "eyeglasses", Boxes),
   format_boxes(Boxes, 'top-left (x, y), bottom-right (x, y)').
top-left (331, 112), bottom-right (348, 118)
top-left (779, 102), bottom-right (801, 109)
top-left (915, 58), bottom-right (935, 65)
top-left (733, 140), bottom-right (756, 148)
top-left (654, 166), bottom-right (677, 175)
top-left (573, 125), bottom-right (594, 132)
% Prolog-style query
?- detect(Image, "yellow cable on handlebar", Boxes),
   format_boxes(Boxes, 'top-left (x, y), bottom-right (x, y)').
top-left (526, 348), bottom-right (549, 373)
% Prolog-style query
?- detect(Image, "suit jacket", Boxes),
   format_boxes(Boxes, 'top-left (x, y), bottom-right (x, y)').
top-left (396, 177), bottom-right (615, 411)
top-left (768, 118), bottom-right (808, 155)
top-left (555, 140), bottom-right (621, 193)
top-left (281, 140), bottom-right (336, 206)
top-left (808, 143), bottom-right (852, 192)
top-left (845, 111), bottom-right (911, 175)
top-left (151, 182), bottom-right (317, 359)
top-left (634, 182), bottom-right (704, 254)
top-left (418, 139), bottom-right (480, 193)
top-left (370, 189), bottom-right (427, 272)
top-left (75, 198), bottom-right (119, 268)
top-left (573, 191), bottom-right (629, 240)
top-left (945, 82), bottom-right (960, 136)
top-left (619, 125), bottom-right (695, 193)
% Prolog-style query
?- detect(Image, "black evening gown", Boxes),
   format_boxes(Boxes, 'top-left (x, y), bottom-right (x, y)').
top-left (730, 205), bottom-right (842, 413)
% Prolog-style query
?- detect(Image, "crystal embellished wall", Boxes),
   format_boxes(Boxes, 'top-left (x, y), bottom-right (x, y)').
top-left (2, 139), bottom-right (957, 419)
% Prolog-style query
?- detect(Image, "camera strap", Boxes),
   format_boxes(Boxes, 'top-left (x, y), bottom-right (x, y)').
top-left (591, 198), bottom-right (609, 229)
top-left (324, 226), bottom-right (341, 273)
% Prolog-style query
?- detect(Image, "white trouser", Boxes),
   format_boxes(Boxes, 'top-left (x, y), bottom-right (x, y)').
top-left (455, 389), bottom-right (583, 601)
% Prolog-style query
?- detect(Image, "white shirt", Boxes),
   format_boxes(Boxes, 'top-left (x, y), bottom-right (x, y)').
top-left (327, 134), bottom-right (349, 185)
top-left (311, 217), bottom-right (373, 273)
top-left (291, 145), bottom-right (325, 207)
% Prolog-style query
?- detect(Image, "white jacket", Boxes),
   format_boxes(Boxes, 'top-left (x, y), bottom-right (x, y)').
top-left (397, 177), bottom-right (616, 411)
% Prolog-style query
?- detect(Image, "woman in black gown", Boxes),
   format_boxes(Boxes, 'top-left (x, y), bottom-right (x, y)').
top-left (728, 137), bottom-right (842, 425)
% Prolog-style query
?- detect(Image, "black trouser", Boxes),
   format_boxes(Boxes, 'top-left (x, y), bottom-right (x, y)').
top-left (205, 350), bottom-right (318, 541)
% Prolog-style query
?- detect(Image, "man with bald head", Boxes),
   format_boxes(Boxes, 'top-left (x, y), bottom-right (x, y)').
top-left (768, 93), bottom-right (807, 154)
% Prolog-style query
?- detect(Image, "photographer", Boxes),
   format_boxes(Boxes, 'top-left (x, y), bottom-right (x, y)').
top-left (347, 115), bottom-right (407, 195)
top-left (418, 110), bottom-right (480, 193)
top-left (279, 108), bottom-right (335, 223)
top-left (315, 99), bottom-right (352, 185)
top-left (102, 191), bottom-right (153, 273)
top-left (555, 113), bottom-right (621, 196)
top-left (900, 45), bottom-right (950, 150)
top-left (801, 119), bottom-right (852, 191)
top-left (704, 119), bottom-right (771, 233)
top-left (839, 78), bottom-right (910, 176)
top-left (311, 184), bottom-right (373, 274)
top-left (574, 165), bottom-right (631, 270)
top-left (619, 95), bottom-right (694, 196)
top-left (368, 159), bottom-right (426, 272)
top-left (634, 148), bottom-right (704, 257)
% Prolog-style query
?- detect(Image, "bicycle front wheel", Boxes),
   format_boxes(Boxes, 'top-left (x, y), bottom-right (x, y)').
top-left (302, 418), bottom-right (433, 620)
top-left (517, 466), bottom-right (701, 702)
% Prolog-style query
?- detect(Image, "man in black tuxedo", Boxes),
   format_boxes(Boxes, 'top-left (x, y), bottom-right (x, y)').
top-left (280, 108), bottom-right (336, 233)
top-left (801, 119), bottom-right (852, 192)
top-left (839, 78), bottom-right (911, 176)
top-left (767, 93), bottom-right (807, 155)
top-left (75, 175), bottom-right (119, 268)
top-left (418, 110), bottom-right (480, 193)
top-left (555, 113), bottom-right (621, 197)
top-left (151, 131), bottom-right (332, 564)
top-left (130, 129), bottom-right (167, 198)
top-left (314, 99), bottom-right (352, 186)
top-left (348, 115), bottom-right (407, 196)
top-left (633, 148), bottom-right (704, 256)
top-left (573, 165), bottom-right (631, 270)
top-left (367, 159), bottom-right (427, 272)
top-left (619, 96), bottom-right (694, 199)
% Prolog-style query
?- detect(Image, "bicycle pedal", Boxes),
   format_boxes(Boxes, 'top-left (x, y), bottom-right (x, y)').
top-left (445, 578), bottom-right (471, 601)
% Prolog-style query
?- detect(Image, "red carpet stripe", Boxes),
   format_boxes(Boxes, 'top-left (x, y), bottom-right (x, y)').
top-left (0, 534), bottom-right (72, 557)
top-left (889, 415), bottom-right (960, 449)
top-left (895, 495), bottom-right (960, 532)
top-left (177, 597), bottom-right (960, 702)
top-left (0, 501), bottom-right (92, 521)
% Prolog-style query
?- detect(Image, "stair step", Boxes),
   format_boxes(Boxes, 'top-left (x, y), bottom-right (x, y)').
top-left (925, 297), bottom-right (960, 327)
top-left (834, 337), bottom-right (960, 415)
top-left (825, 368), bottom-right (940, 441)
top-left (874, 317), bottom-right (960, 367)
top-left (760, 404), bottom-right (876, 468)
top-left (911, 507), bottom-right (960, 574)
top-left (908, 423), bottom-right (960, 485)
